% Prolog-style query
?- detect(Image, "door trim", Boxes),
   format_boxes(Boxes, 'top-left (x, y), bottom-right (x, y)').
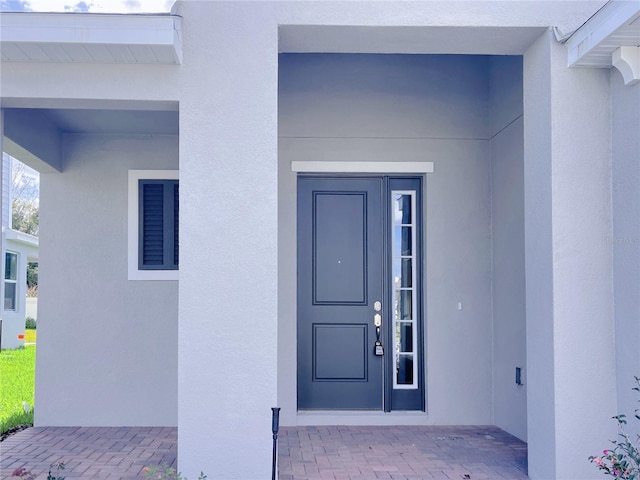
top-left (291, 161), bottom-right (434, 174)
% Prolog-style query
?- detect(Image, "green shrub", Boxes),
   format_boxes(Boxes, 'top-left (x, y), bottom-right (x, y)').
top-left (589, 376), bottom-right (640, 479)
top-left (25, 317), bottom-right (36, 330)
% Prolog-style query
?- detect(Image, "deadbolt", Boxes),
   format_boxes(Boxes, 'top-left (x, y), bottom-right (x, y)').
top-left (374, 301), bottom-right (382, 312)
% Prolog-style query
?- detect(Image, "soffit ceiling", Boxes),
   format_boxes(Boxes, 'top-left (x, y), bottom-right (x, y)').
top-left (279, 26), bottom-right (548, 55)
top-left (41, 108), bottom-right (179, 135)
top-left (2, 107), bottom-right (178, 136)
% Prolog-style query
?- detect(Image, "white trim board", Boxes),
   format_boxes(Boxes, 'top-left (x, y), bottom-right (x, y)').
top-left (291, 161), bottom-right (434, 174)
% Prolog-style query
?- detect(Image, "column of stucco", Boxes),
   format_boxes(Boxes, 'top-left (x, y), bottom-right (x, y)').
top-left (523, 32), bottom-right (557, 479)
top-left (524, 30), bottom-right (617, 479)
top-left (176, 2), bottom-right (278, 478)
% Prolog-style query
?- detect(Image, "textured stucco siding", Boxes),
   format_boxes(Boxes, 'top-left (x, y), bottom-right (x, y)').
top-left (611, 68), bottom-right (640, 442)
top-left (279, 53), bottom-right (494, 427)
top-left (0, 1), bottom-right (624, 478)
top-left (36, 134), bottom-right (179, 426)
top-left (489, 55), bottom-right (527, 442)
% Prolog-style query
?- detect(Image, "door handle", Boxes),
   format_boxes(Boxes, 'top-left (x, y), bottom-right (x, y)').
top-left (374, 302), bottom-right (384, 356)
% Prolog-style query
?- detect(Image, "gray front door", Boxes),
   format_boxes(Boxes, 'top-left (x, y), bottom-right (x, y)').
top-left (298, 175), bottom-right (425, 411)
top-left (297, 176), bottom-right (384, 409)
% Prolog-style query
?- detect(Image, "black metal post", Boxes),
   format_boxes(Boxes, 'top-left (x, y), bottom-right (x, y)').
top-left (271, 407), bottom-right (281, 480)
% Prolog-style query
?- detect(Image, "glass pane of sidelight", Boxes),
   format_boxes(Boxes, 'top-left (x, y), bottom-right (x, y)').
top-left (395, 322), bottom-right (414, 353)
top-left (394, 289), bottom-right (412, 320)
top-left (393, 258), bottom-right (412, 288)
top-left (396, 354), bottom-right (414, 385)
top-left (393, 227), bottom-right (412, 256)
top-left (393, 194), bottom-right (412, 225)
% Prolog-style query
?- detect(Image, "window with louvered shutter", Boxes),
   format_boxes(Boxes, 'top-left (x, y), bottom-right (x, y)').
top-left (138, 179), bottom-right (179, 270)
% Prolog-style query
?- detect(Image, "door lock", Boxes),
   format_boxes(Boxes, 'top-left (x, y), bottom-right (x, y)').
top-left (374, 301), bottom-right (382, 312)
top-left (374, 313), bottom-right (383, 356)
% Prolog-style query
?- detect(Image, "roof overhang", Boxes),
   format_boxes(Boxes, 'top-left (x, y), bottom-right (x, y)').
top-left (0, 12), bottom-right (182, 64)
top-left (566, 0), bottom-right (640, 85)
top-left (4, 227), bottom-right (39, 249)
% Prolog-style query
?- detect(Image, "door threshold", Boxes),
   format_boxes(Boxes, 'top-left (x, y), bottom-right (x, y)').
top-left (296, 410), bottom-right (431, 426)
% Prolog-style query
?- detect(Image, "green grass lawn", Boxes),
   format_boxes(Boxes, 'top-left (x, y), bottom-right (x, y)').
top-left (0, 345), bottom-right (36, 435)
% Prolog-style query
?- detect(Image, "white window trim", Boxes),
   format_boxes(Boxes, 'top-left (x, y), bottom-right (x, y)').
top-left (128, 169), bottom-right (178, 281)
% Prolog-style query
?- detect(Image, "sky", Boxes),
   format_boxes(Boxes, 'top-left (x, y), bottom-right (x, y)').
top-left (0, 0), bottom-right (174, 13)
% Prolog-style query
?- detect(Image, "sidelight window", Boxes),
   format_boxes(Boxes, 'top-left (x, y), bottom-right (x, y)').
top-left (391, 191), bottom-right (418, 389)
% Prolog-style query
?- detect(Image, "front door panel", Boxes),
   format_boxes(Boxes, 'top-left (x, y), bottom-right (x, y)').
top-left (298, 175), bottom-right (424, 411)
top-left (297, 177), bottom-right (383, 409)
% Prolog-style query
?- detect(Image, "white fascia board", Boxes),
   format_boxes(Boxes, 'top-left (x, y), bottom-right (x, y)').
top-left (567, 0), bottom-right (640, 67)
top-left (5, 228), bottom-right (39, 249)
top-left (0, 12), bottom-right (182, 64)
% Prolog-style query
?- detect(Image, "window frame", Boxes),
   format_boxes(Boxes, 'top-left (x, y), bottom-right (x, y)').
top-left (4, 251), bottom-right (18, 311)
top-left (128, 170), bottom-right (178, 281)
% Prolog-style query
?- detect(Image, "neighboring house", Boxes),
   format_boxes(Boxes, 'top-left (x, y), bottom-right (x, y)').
top-left (1, 152), bottom-right (38, 350)
top-left (0, 1), bottom-right (639, 479)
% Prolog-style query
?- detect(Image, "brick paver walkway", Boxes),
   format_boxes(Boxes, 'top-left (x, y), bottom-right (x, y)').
top-left (278, 426), bottom-right (528, 480)
top-left (0, 427), bottom-right (176, 479)
top-left (1, 425), bottom-right (527, 479)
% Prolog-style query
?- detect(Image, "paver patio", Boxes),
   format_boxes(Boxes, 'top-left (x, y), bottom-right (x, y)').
top-left (0, 427), bottom-right (176, 480)
top-left (0, 425), bottom-right (527, 480)
top-left (278, 426), bottom-right (528, 480)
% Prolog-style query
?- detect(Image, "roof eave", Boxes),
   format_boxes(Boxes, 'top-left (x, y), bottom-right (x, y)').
top-left (0, 12), bottom-right (182, 64)
top-left (566, 0), bottom-right (640, 69)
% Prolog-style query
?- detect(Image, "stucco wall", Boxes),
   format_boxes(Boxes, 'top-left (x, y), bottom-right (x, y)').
top-left (36, 133), bottom-right (178, 426)
top-left (279, 53), bottom-right (494, 425)
top-left (523, 31), bottom-right (557, 480)
top-left (524, 31), bottom-right (617, 479)
top-left (489, 56), bottom-right (527, 441)
top-left (1, 1), bottom-right (618, 478)
top-left (611, 68), bottom-right (640, 440)
top-left (176, 3), bottom-right (279, 478)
